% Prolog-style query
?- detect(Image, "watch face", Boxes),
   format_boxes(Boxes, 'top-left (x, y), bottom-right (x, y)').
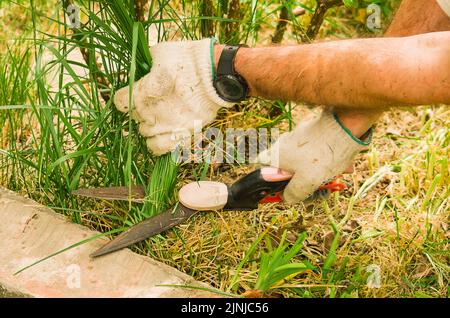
top-left (214, 75), bottom-right (247, 102)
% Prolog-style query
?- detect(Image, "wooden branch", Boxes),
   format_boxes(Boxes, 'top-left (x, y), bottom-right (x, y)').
top-left (200, 0), bottom-right (215, 37)
top-left (272, 6), bottom-right (289, 44)
top-left (134, 0), bottom-right (148, 22)
top-left (223, 0), bottom-right (241, 42)
top-left (302, 0), bottom-right (343, 42)
top-left (272, 5), bottom-right (306, 44)
top-left (63, 0), bottom-right (111, 103)
top-left (293, 7), bottom-right (306, 16)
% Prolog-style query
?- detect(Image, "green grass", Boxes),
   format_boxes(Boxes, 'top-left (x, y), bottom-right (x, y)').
top-left (1, 0), bottom-right (179, 227)
top-left (0, 44), bottom-right (35, 193)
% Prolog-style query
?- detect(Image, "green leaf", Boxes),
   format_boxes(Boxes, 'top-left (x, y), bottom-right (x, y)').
top-left (343, 0), bottom-right (359, 8)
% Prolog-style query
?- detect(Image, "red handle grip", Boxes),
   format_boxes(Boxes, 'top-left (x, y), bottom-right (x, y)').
top-left (259, 174), bottom-right (347, 204)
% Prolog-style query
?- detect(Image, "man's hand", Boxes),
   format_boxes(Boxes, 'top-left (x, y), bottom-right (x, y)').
top-left (114, 38), bottom-right (233, 155)
top-left (258, 110), bottom-right (372, 204)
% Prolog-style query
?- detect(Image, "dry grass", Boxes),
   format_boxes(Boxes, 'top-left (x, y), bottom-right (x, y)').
top-left (125, 105), bottom-right (448, 298)
top-left (71, 104), bottom-right (448, 297)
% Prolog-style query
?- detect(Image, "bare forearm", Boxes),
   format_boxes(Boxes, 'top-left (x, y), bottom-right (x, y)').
top-left (224, 32), bottom-right (450, 109)
top-left (385, 0), bottom-right (450, 37)
top-left (335, 0), bottom-right (450, 136)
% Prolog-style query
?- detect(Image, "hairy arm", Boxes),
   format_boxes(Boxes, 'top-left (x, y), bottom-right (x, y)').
top-left (217, 31), bottom-right (450, 109)
top-left (385, 0), bottom-right (450, 37)
top-left (335, 0), bottom-right (450, 136)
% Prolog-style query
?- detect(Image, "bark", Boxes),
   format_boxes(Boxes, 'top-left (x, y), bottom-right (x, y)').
top-left (200, 0), bottom-right (216, 37)
top-left (63, 0), bottom-right (111, 103)
top-left (134, 0), bottom-right (148, 22)
top-left (302, 0), bottom-right (343, 42)
top-left (223, 0), bottom-right (241, 42)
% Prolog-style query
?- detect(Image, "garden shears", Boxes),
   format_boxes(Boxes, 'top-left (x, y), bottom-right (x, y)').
top-left (73, 167), bottom-right (346, 258)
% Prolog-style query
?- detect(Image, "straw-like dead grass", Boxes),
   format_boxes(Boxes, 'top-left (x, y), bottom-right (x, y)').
top-left (73, 104), bottom-right (448, 297)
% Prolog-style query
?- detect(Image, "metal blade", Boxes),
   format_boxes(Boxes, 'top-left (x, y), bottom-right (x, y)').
top-left (90, 204), bottom-right (199, 258)
top-left (72, 185), bottom-right (146, 203)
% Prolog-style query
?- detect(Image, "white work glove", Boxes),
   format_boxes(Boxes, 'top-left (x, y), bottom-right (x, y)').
top-left (437, 0), bottom-right (450, 18)
top-left (114, 38), bottom-right (233, 155)
top-left (258, 110), bottom-right (372, 204)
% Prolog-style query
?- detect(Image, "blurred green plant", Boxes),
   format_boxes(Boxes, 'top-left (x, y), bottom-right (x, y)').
top-left (253, 231), bottom-right (313, 293)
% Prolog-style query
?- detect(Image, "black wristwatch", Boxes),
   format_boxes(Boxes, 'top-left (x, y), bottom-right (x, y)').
top-left (213, 45), bottom-right (249, 102)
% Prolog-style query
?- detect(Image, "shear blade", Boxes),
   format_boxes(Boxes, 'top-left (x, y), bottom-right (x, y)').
top-left (90, 203), bottom-right (198, 258)
top-left (72, 185), bottom-right (146, 203)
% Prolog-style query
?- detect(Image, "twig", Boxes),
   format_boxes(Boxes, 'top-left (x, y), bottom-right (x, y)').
top-left (223, 0), bottom-right (241, 42)
top-left (272, 5), bottom-right (306, 44)
top-left (62, 0), bottom-right (111, 103)
top-left (293, 7), bottom-right (306, 16)
top-left (200, 0), bottom-right (215, 37)
top-left (302, 0), bottom-right (343, 42)
top-left (134, 0), bottom-right (148, 22)
top-left (272, 6), bottom-right (289, 44)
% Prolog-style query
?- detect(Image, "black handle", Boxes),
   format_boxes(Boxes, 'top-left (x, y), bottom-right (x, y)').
top-left (223, 169), bottom-right (290, 210)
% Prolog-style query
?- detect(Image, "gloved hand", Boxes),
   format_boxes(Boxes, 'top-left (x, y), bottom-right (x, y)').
top-left (258, 110), bottom-right (372, 204)
top-left (114, 38), bottom-right (233, 155)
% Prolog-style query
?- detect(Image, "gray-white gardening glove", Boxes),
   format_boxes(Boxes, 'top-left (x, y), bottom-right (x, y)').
top-left (114, 38), bottom-right (233, 155)
top-left (258, 110), bottom-right (372, 204)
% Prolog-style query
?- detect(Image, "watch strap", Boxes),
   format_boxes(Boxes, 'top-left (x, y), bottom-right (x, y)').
top-left (216, 45), bottom-right (240, 76)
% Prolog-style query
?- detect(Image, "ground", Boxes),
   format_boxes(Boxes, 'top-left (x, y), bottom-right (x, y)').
top-left (0, 285), bottom-right (27, 298)
top-left (0, 0), bottom-right (448, 298)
